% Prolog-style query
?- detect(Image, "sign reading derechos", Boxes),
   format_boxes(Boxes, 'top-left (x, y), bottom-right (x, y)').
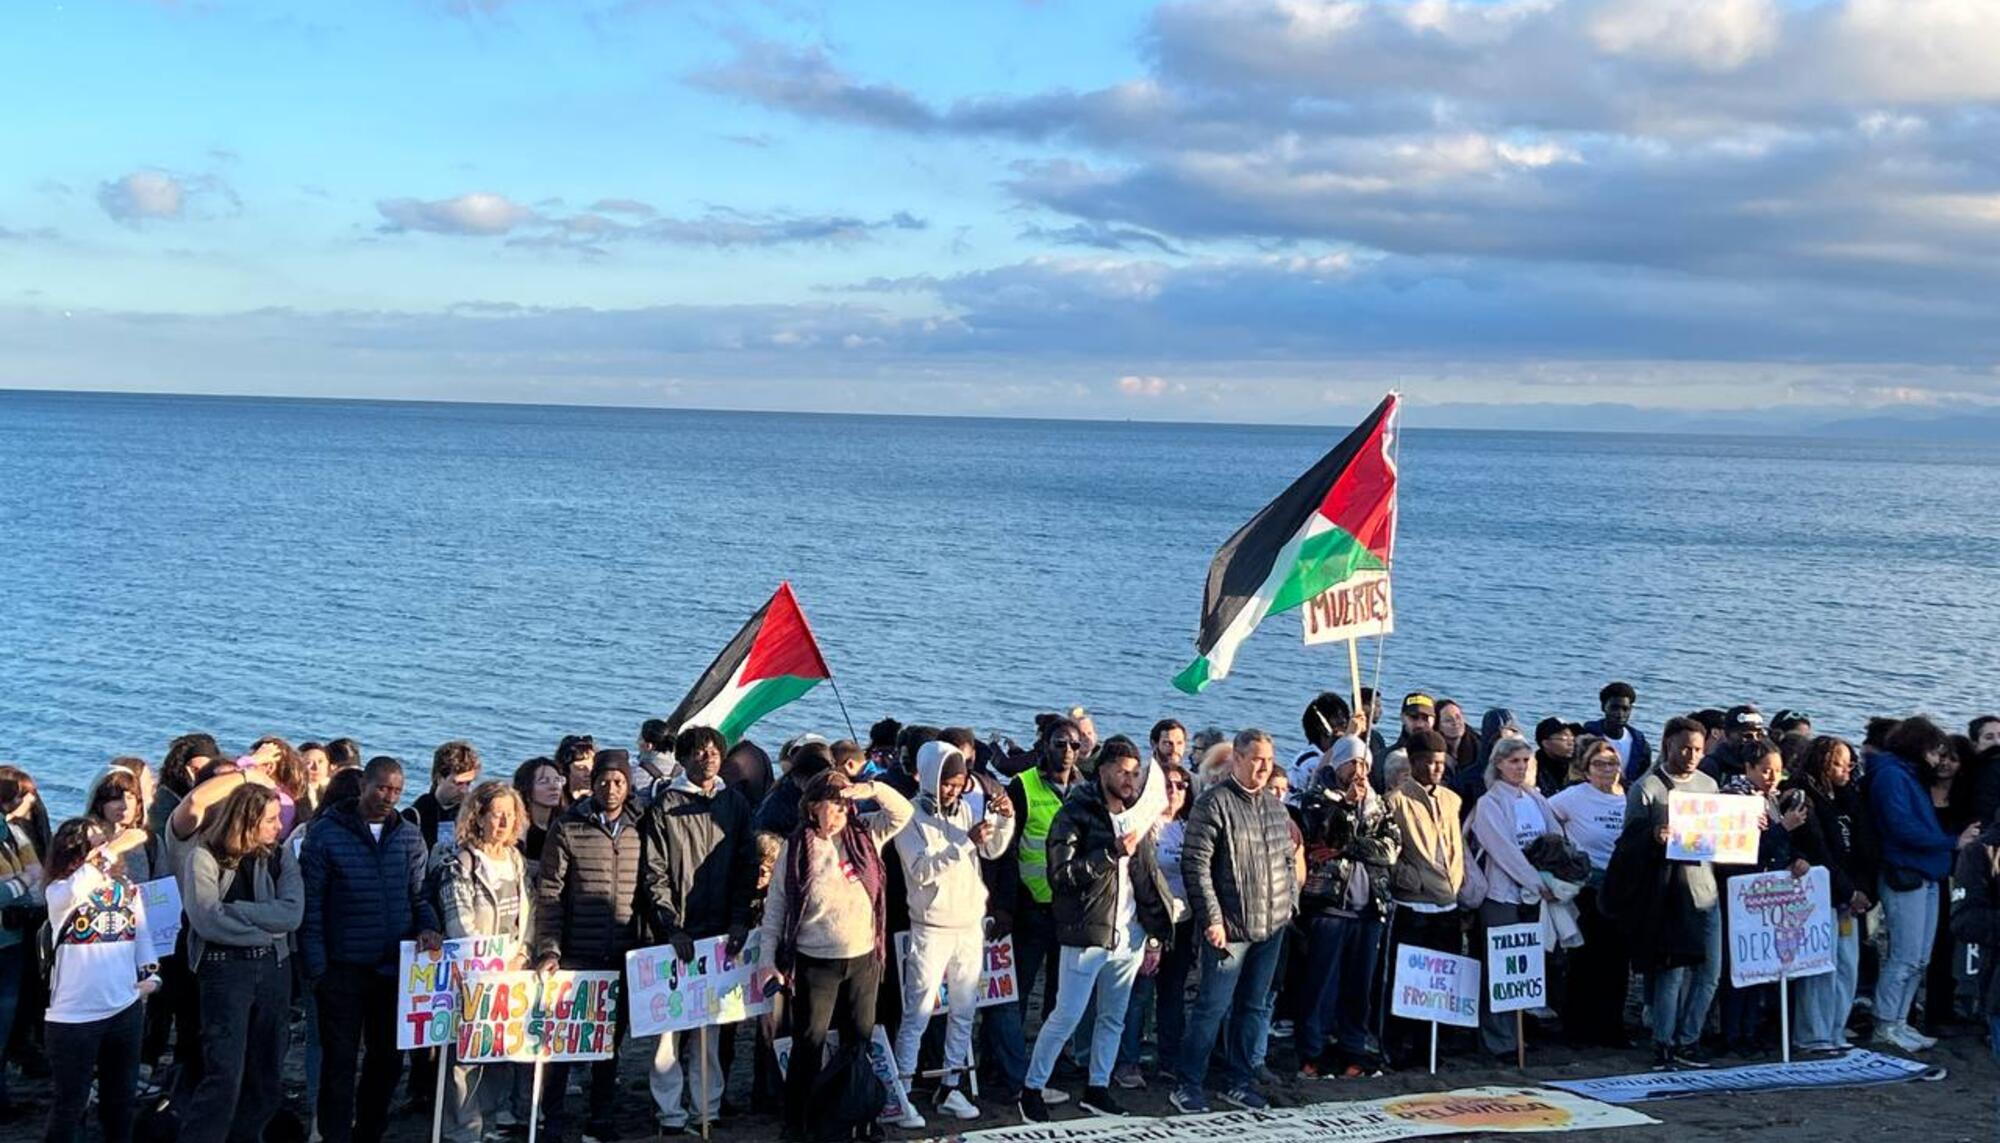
top-left (1726, 866), bottom-right (1835, 988)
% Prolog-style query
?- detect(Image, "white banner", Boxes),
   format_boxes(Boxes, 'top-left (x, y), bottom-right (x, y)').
top-left (1548, 1050), bottom-right (1936, 1104)
top-left (396, 936), bottom-right (518, 1050)
top-left (1389, 944), bottom-right (1479, 1029)
top-left (1726, 866), bottom-right (1835, 988)
top-left (625, 932), bottom-right (772, 1038)
top-left (1485, 923), bottom-right (1546, 1014)
top-left (958, 1087), bottom-right (1653, 1143)
top-left (890, 932), bottom-right (1019, 1013)
top-left (1302, 569), bottom-right (1394, 646)
top-left (137, 877), bottom-right (181, 962)
top-left (1666, 791), bottom-right (1761, 864)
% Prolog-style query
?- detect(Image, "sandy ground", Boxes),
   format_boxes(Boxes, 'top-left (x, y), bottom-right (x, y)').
top-left (2, 1012), bottom-right (1988, 1143)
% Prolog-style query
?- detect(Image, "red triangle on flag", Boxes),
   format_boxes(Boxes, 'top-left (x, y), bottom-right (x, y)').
top-left (739, 581), bottom-right (832, 685)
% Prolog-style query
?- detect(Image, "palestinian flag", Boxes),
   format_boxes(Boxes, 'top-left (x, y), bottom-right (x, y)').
top-left (666, 582), bottom-right (832, 745)
top-left (1173, 393), bottom-right (1399, 695)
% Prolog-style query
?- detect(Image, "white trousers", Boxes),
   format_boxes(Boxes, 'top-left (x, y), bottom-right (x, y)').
top-left (649, 1026), bottom-right (724, 1129)
top-left (893, 924), bottom-right (984, 1089)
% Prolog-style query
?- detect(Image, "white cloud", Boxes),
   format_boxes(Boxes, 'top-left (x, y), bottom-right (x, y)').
top-left (1588, 0), bottom-right (1780, 72)
top-left (96, 169), bottom-right (238, 224)
top-left (375, 192), bottom-right (537, 235)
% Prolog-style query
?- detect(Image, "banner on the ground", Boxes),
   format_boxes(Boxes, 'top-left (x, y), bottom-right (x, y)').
top-left (138, 877), bottom-right (181, 962)
top-left (455, 969), bottom-right (620, 1063)
top-left (1547, 1049), bottom-right (1940, 1104)
top-left (891, 932), bottom-right (1019, 1013)
top-left (773, 1024), bottom-right (912, 1122)
top-left (395, 936), bottom-right (518, 1050)
top-left (1389, 944), bottom-right (1479, 1028)
top-left (957, 1086), bottom-right (1653, 1143)
top-left (1485, 923), bottom-right (1546, 1014)
top-left (1666, 791), bottom-right (1761, 863)
top-left (625, 931), bottom-right (772, 1038)
top-left (1302, 569), bottom-right (1394, 645)
top-left (1726, 865), bottom-right (1835, 988)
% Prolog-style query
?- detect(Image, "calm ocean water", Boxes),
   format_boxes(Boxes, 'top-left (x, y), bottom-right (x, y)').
top-left (4, 390), bottom-right (1997, 814)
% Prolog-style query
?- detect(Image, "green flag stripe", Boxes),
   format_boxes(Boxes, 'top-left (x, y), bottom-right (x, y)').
top-left (714, 674), bottom-right (823, 746)
top-left (1267, 526), bottom-right (1384, 615)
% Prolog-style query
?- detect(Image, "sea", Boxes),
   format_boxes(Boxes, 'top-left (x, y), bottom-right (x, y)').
top-left (3, 389), bottom-right (1996, 814)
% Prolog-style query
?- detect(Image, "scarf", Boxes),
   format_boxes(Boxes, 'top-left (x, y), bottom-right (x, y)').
top-left (775, 817), bottom-right (887, 973)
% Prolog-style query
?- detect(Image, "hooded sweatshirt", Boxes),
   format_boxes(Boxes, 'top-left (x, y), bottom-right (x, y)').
top-left (894, 742), bottom-right (1015, 930)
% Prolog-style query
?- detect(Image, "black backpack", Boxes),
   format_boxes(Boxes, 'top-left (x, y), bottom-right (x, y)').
top-left (807, 1042), bottom-right (888, 1143)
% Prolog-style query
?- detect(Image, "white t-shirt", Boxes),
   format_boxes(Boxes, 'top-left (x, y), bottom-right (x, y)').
top-left (1550, 784), bottom-right (1626, 872)
top-left (368, 822), bottom-right (384, 842)
top-left (1512, 795), bottom-right (1546, 849)
top-left (1114, 854), bottom-right (1139, 952)
top-left (1288, 748), bottom-right (1324, 796)
top-left (1606, 728), bottom-right (1633, 769)
top-left (46, 866), bottom-right (152, 1024)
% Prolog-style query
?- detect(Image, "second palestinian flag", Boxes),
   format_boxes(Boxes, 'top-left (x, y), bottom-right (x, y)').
top-left (1173, 393), bottom-right (1400, 695)
top-left (666, 581), bottom-right (832, 745)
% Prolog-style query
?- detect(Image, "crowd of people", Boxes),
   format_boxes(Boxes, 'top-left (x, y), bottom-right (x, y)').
top-left (4, 682), bottom-right (1999, 1143)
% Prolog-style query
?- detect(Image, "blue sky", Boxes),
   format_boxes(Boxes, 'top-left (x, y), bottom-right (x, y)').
top-left (5, 0), bottom-right (2000, 422)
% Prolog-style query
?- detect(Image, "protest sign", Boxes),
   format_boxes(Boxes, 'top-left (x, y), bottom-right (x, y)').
top-left (625, 931), bottom-right (772, 1038)
top-left (1548, 1050), bottom-right (1938, 1104)
top-left (1666, 791), bottom-right (1761, 864)
top-left (456, 970), bottom-right (621, 1063)
top-left (1390, 945), bottom-right (1479, 1029)
top-left (890, 932), bottom-right (1019, 1013)
top-left (396, 936), bottom-right (518, 1050)
top-left (138, 877), bottom-right (181, 962)
top-left (773, 1025), bottom-right (912, 1122)
top-left (1726, 866), bottom-right (1834, 989)
top-left (953, 1086), bottom-right (1653, 1143)
top-left (1485, 923), bottom-right (1546, 1015)
top-left (1301, 569), bottom-right (1394, 646)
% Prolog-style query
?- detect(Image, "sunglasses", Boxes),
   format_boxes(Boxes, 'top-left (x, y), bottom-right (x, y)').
top-left (1049, 739), bottom-right (1083, 752)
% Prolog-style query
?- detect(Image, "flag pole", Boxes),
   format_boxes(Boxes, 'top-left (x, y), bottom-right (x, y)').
top-left (827, 676), bottom-right (861, 743)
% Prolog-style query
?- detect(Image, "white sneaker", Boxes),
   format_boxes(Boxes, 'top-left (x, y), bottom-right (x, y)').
top-left (889, 1105), bottom-right (927, 1130)
top-left (937, 1089), bottom-right (980, 1120)
top-left (1039, 1086), bottom-right (1071, 1106)
top-left (1875, 1021), bottom-right (1934, 1053)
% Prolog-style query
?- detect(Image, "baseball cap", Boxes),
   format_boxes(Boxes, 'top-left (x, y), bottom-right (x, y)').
top-left (1401, 692), bottom-right (1436, 713)
top-left (1725, 704), bottom-right (1765, 730)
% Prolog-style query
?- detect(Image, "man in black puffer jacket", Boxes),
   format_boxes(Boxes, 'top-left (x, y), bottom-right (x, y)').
top-left (1173, 728), bottom-right (1297, 1115)
top-left (535, 751), bottom-right (644, 1143)
top-left (638, 725), bottom-right (758, 1133)
top-left (1017, 739), bottom-right (1171, 1123)
top-left (302, 756), bottom-right (439, 1143)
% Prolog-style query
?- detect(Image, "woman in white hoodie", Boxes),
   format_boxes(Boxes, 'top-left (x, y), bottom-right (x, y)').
top-left (890, 742), bottom-right (1015, 1128)
top-left (1470, 736), bottom-right (1561, 1058)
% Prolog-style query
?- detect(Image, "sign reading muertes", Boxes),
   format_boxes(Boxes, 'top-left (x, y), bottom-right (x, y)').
top-left (1485, 923), bottom-right (1546, 1014)
top-left (890, 932), bottom-right (1019, 1013)
top-left (1666, 791), bottom-right (1761, 864)
top-left (625, 932), bottom-right (772, 1038)
top-left (456, 970), bottom-right (621, 1063)
top-left (138, 877), bottom-right (182, 963)
top-left (1390, 944), bottom-right (1479, 1029)
top-left (1302, 569), bottom-right (1393, 646)
top-left (396, 936), bottom-right (518, 1050)
top-left (953, 1086), bottom-right (1655, 1143)
top-left (1726, 865), bottom-right (1835, 988)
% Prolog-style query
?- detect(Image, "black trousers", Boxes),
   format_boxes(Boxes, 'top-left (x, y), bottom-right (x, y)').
top-left (1560, 887), bottom-right (1632, 1046)
top-left (44, 1002), bottom-right (144, 1143)
top-left (315, 964), bottom-right (402, 1143)
top-left (541, 961), bottom-right (628, 1136)
top-left (786, 952), bottom-right (881, 1136)
top-left (182, 952), bottom-right (291, 1143)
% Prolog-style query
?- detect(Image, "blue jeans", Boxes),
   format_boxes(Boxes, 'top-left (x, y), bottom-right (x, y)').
top-left (1792, 918), bottom-right (1861, 1049)
top-left (1646, 905), bottom-right (1721, 1049)
top-left (1875, 878), bottom-right (1939, 1026)
top-left (1177, 933), bottom-right (1283, 1094)
top-left (1026, 943), bottom-right (1142, 1090)
top-left (1296, 913), bottom-right (1383, 1061)
top-left (0, 941), bottom-right (25, 1105)
top-left (980, 1000), bottom-right (1029, 1098)
top-left (1989, 1015), bottom-right (2000, 1066)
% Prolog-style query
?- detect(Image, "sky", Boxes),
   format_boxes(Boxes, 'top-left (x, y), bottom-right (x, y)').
top-left (4, 0), bottom-right (2000, 424)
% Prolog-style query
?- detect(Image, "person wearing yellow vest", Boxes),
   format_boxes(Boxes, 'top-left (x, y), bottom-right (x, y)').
top-left (995, 717), bottom-right (1085, 1096)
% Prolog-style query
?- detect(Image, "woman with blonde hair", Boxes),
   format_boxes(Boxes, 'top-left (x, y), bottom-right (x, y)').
top-left (179, 783), bottom-right (304, 1143)
top-left (1469, 735), bottom-right (1561, 1058)
top-left (437, 781), bottom-right (532, 1143)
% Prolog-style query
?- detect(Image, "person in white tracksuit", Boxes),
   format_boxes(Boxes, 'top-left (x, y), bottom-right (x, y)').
top-left (891, 741), bottom-right (1016, 1127)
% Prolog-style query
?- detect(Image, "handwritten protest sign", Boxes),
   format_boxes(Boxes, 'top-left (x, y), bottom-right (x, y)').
top-left (1302, 569), bottom-right (1394, 646)
top-left (1112, 760), bottom-right (1168, 837)
top-left (396, 937), bottom-right (518, 1050)
top-left (625, 932), bottom-right (772, 1038)
top-left (890, 932), bottom-right (1019, 1013)
top-left (1727, 865), bottom-right (1834, 988)
top-left (138, 877), bottom-right (181, 962)
top-left (1485, 923), bottom-right (1546, 1015)
top-left (456, 970), bottom-right (621, 1063)
top-left (1390, 944), bottom-right (1479, 1029)
top-left (1667, 792), bottom-right (1761, 864)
